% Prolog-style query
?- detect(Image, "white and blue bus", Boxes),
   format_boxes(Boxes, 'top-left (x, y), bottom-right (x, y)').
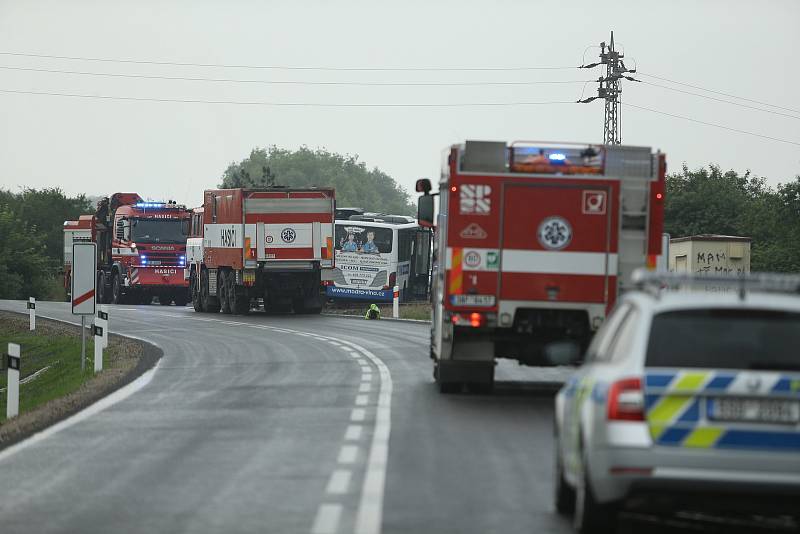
top-left (326, 215), bottom-right (432, 302)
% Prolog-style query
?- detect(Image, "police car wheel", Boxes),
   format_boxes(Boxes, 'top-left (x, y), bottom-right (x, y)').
top-left (554, 436), bottom-right (575, 516)
top-left (574, 458), bottom-right (617, 533)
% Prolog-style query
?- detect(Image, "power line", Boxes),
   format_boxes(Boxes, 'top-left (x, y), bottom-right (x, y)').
top-left (627, 102), bottom-right (800, 147)
top-left (638, 80), bottom-right (800, 120)
top-left (0, 65), bottom-right (593, 87)
top-left (0, 88), bottom-right (576, 107)
top-left (637, 71), bottom-right (800, 115)
top-left (0, 51), bottom-right (579, 72)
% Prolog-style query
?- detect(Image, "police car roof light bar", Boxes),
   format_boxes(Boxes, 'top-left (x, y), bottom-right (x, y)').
top-left (632, 269), bottom-right (800, 300)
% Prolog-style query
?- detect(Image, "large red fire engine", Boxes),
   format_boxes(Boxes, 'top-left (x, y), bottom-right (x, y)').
top-left (63, 193), bottom-right (191, 305)
top-left (416, 141), bottom-right (665, 392)
top-left (186, 187), bottom-right (335, 314)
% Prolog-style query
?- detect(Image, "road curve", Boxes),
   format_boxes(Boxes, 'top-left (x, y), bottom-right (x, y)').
top-left (0, 300), bottom-right (571, 534)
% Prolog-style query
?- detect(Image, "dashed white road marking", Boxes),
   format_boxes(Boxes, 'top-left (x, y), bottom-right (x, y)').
top-left (359, 383), bottom-right (372, 393)
top-left (311, 503), bottom-right (343, 534)
top-left (337, 444), bottom-right (359, 464)
top-left (355, 394), bottom-right (369, 406)
top-left (361, 373), bottom-right (372, 382)
top-left (138, 310), bottom-right (394, 534)
top-left (325, 469), bottom-right (352, 495)
top-left (345, 424), bottom-right (363, 441)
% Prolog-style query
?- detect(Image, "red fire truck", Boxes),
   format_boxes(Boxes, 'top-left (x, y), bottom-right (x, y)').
top-left (63, 193), bottom-right (191, 305)
top-left (186, 187), bottom-right (335, 314)
top-left (416, 141), bottom-right (665, 392)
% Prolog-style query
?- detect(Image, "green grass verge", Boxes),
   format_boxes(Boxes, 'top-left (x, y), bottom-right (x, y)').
top-left (1, 323), bottom-right (113, 424)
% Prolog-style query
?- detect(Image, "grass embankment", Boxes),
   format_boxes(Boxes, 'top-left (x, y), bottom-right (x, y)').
top-left (325, 301), bottom-right (432, 321)
top-left (0, 312), bottom-right (142, 439)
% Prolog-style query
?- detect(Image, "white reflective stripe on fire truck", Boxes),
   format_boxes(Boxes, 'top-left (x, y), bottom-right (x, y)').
top-left (501, 250), bottom-right (617, 275)
top-left (243, 198), bottom-right (331, 214)
top-left (265, 223), bottom-right (313, 248)
top-left (112, 248), bottom-right (139, 256)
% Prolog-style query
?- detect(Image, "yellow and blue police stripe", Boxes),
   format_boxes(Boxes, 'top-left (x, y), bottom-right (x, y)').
top-left (644, 370), bottom-right (800, 451)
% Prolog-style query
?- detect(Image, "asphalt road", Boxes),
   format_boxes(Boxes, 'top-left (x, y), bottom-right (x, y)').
top-left (0, 300), bottom-right (574, 534)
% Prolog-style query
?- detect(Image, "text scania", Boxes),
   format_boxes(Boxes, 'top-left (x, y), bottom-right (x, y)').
top-left (220, 228), bottom-right (237, 247)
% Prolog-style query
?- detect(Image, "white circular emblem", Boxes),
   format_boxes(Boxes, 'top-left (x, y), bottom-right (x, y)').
top-left (537, 216), bottom-right (572, 250)
top-left (464, 250), bottom-right (481, 268)
top-left (281, 228), bottom-right (296, 243)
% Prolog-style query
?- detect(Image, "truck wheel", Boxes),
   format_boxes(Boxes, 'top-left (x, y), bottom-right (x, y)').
top-left (159, 296), bottom-right (172, 306)
top-left (174, 293), bottom-right (189, 307)
top-left (228, 271), bottom-right (249, 315)
top-left (191, 271), bottom-right (205, 312)
top-left (201, 269), bottom-right (220, 313)
top-left (219, 271), bottom-right (232, 314)
top-left (96, 273), bottom-right (105, 304)
top-left (434, 362), bottom-right (462, 394)
top-left (111, 273), bottom-right (123, 304)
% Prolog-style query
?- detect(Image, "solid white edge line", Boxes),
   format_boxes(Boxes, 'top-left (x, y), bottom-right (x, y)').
top-left (0, 359), bottom-right (161, 464)
top-left (333, 339), bottom-right (393, 534)
top-left (0, 312), bottom-right (163, 464)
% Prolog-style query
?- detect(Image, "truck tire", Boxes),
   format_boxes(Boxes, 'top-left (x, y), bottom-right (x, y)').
top-left (228, 270), bottom-right (249, 315)
top-left (159, 297), bottom-right (172, 306)
top-left (96, 273), bottom-right (106, 304)
top-left (201, 269), bottom-right (220, 313)
top-left (434, 362), bottom-right (462, 394)
top-left (174, 293), bottom-right (189, 307)
top-left (191, 271), bottom-right (205, 312)
top-left (111, 273), bottom-right (123, 304)
top-left (219, 270), bottom-right (232, 314)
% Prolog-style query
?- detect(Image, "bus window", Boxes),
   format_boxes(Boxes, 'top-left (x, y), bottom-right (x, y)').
top-left (335, 224), bottom-right (393, 254)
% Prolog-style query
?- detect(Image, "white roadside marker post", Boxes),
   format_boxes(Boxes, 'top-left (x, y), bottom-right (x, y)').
top-left (93, 322), bottom-right (104, 373)
top-left (98, 305), bottom-right (109, 349)
top-left (393, 285), bottom-right (400, 319)
top-left (6, 343), bottom-right (20, 419)
top-left (27, 297), bottom-right (35, 331)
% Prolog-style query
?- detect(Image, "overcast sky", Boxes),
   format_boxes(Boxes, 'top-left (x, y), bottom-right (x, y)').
top-left (0, 0), bottom-right (797, 206)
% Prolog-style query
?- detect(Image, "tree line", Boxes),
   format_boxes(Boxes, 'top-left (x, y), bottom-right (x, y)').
top-left (1, 149), bottom-right (799, 300)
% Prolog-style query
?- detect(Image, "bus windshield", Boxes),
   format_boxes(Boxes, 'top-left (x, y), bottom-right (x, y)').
top-left (335, 224), bottom-right (393, 254)
top-left (132, 218), bottom-right (187, 244)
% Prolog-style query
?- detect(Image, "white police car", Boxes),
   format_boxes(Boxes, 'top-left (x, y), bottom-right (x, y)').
top-left (552, 272), bottom-right (800, 533)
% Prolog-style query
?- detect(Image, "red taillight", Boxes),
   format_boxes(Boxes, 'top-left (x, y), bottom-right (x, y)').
top-left (607, 377), bottom-right (645, 421)
top-left (450, 312), bottom-right (485, 328)
top-left (469, 312), bottom-right (483, 327)
top-left (450, 186), bottom-right (457, 192)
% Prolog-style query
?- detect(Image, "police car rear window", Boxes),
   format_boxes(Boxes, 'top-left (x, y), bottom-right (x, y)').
top-left (646, 309), bottom-right (800, 371)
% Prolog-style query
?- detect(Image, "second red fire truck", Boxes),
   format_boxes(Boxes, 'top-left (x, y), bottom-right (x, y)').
top-left (64, 193), bottom-right (191, 305)
top-left (416, 140), bottom-right (665, 392)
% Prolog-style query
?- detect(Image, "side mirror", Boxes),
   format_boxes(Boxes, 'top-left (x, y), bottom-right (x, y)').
top-left (415, 178), bottom-right (432, 194)
top-left (543, 341), bottom-right (582, 366)
top-left (418, 195), bottom-right (434, 228)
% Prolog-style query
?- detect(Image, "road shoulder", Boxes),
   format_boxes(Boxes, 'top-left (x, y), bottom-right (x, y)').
top-left (0, 311), bottom-right (161, 451)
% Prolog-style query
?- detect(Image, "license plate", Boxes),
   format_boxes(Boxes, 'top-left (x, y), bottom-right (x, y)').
top-left (450, 294), bottom-right (496, 307)
top-left (709, 397), bottom-right (800, 424)
top-left (147, 260), bottom-right (161, 266)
